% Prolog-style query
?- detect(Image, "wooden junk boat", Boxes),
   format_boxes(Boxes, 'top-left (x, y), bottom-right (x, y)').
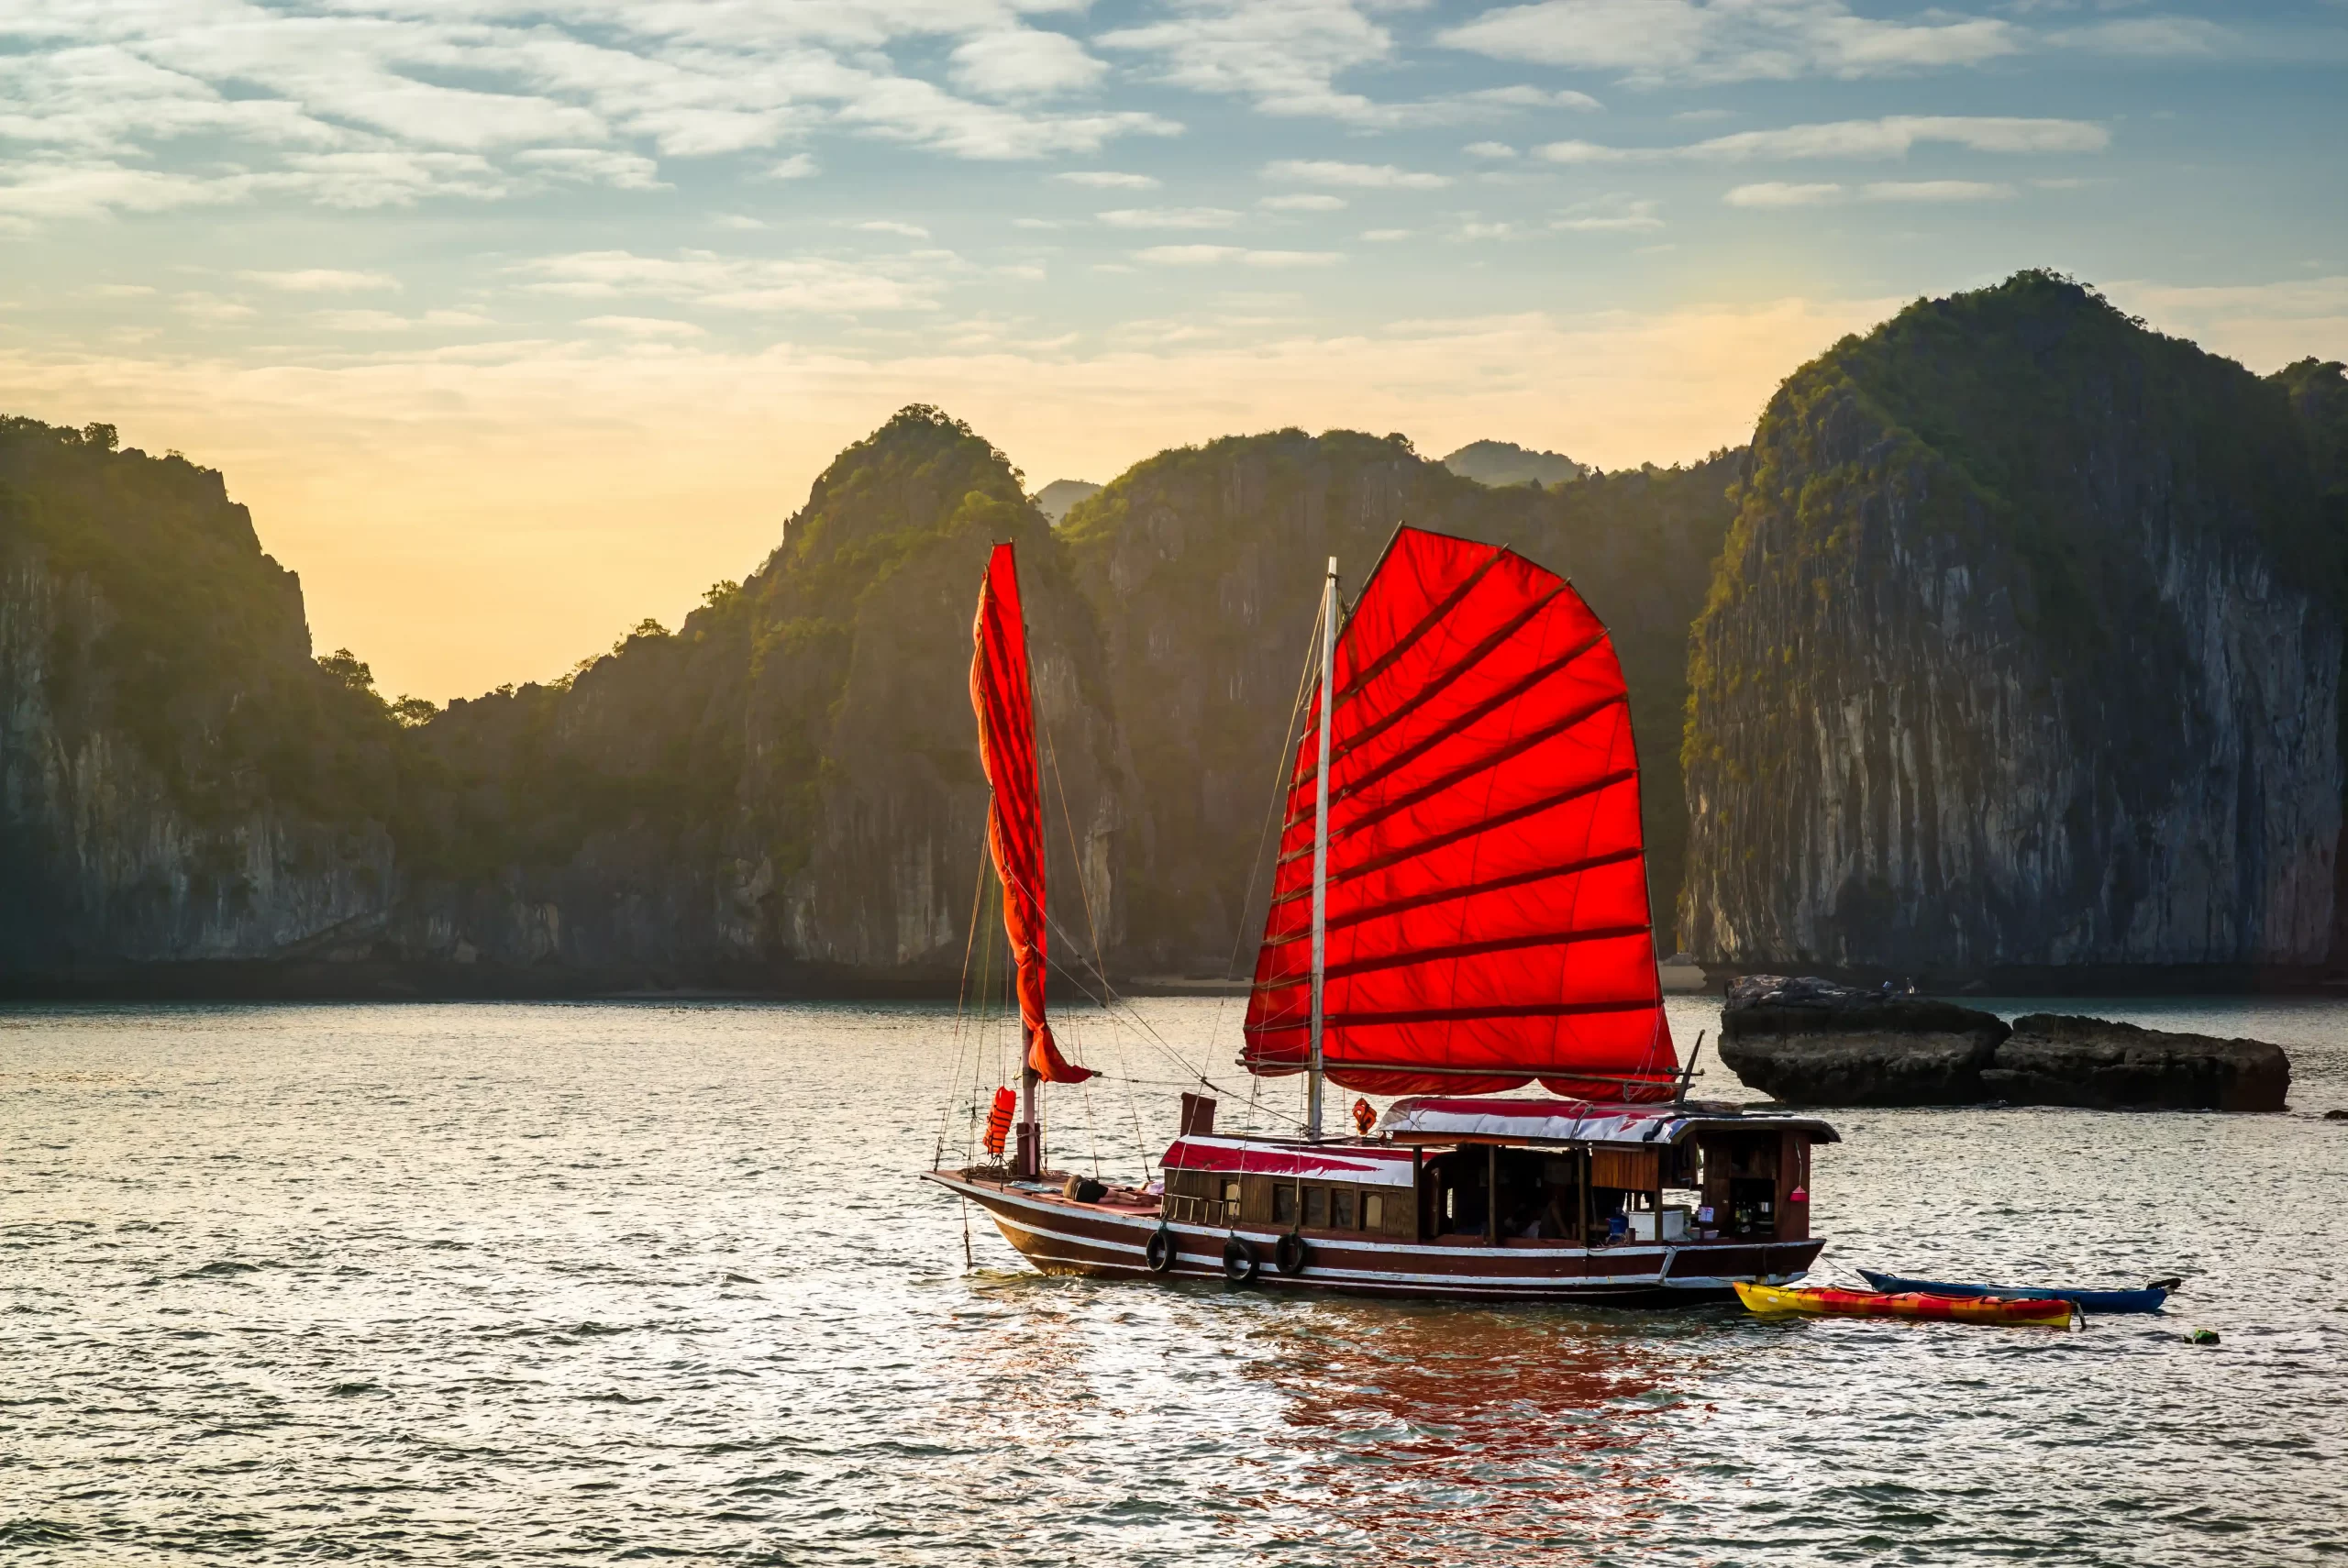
top-left (925, 526), bottom-right (1837, 1304)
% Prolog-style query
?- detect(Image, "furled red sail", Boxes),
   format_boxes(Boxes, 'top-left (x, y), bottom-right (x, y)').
top-left (1242, 526), bottom-right (1677, 1099)
top-left (970, 543), bottom-right (1093, 1085)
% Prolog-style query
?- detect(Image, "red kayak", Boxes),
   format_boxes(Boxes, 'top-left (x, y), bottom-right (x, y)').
top-left (1736, 1281), bottom-right (2077, 1327)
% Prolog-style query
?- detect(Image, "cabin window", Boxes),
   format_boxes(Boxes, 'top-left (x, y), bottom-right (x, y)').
top-left (1273, 1186), bottom-right (1296, 1224)
top-left (1330, 1189), bottom-right (1354, 1230)
top-left (1364, 1194), bottom-right (1384, 1231)
top-left (1305, 1187), bottom-right (1328, 1228)
top-left (1223, 1179), bottom-right (1241, 1206)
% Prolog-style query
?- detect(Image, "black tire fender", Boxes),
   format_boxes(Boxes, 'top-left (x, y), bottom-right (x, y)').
top-left (1276, 1231), bottom-right (1309, 1276)
top-left (1145, 1224), bottom-right (1176, 1275)
top-left (1222, 1235), bottom-right (1258, 1284)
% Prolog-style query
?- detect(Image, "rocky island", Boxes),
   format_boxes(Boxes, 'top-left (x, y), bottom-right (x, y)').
top-left (1717, 975), bottom-right (2290, 1111)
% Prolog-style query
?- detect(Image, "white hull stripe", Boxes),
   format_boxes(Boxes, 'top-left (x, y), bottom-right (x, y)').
top-left (932, 1175), bottom-right (1813, 1291)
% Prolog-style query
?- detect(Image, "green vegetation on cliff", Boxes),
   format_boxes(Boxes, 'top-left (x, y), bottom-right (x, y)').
top-left (1682, 271), bottom-right (2344, 974)
top-left (0, 417), bottom-right (411, 829)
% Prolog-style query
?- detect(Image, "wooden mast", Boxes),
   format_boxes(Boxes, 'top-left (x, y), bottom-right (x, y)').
top-left (1306, 557), bottom-right (1337, 1142)
top-left (1017, 592), bottom-right (1043, 1181)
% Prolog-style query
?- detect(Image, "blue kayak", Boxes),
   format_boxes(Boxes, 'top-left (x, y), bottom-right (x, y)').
top-left (1858, 1268), bottom-right (2172, 1315)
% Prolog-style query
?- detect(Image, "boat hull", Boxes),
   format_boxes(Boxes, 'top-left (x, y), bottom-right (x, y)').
top-left (926, 1170), bottom-right (1824, 1305)
top-left (1857, 1268), bottom-right (2168, 1314)
top-left (1737, 1281), bottom-right (2077, 1327)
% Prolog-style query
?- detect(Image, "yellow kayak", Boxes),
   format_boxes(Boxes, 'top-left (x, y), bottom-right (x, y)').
top-left (1736, 1280), bottom-right (2077, 1328)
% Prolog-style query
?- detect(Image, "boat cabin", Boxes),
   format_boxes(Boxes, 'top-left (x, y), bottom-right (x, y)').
top-left (1159, 1095), bottom-right (1837, 1249)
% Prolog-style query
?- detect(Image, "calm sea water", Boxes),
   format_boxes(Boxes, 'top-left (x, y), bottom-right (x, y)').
top-left (2, 994), bottom-right (2343, 1565)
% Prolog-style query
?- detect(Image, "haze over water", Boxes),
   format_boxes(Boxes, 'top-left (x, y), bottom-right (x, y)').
top-left (2, 995), bottom-right (2342, 1564)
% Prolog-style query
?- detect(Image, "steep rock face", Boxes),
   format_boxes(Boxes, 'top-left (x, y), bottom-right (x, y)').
top-left (0, 419), bottom-right (404, 971)
top-left (1989, 1013), bottom-right (2288, 1112)
top-left (0, 408), bottom-right (1123, 990)
top-left (1717, 975), bottom-right (2008, 1104)
top-left (1683, 273), bottom-right (2343, 977)
top-left (395, 407), bottom-right (1125, 983)
top-left (1063, 431), bottom-right (1735, 973)
top-left (1717, 975), bottom-right (2292, 1109)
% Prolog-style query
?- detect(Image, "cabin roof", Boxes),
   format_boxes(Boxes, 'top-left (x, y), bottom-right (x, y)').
top-left (1378, 1095), bottom-right (1841, 1148)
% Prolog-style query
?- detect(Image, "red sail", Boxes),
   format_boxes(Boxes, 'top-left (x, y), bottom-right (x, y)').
top-left (970, 543), bottom-right (1093, 1086)
top-left (1242, 526), bottom-right (1677, 1099)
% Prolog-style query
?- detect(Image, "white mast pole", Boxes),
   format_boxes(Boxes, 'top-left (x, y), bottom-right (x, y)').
top-left (1307, 557), bottom-right (1338, 1143)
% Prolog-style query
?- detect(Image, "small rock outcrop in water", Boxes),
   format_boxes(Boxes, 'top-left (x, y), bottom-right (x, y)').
top-left (1988, 1014), bottom-right (2289, 1112)
top-left (1718, 976), bottom-right (2291, 1110)
top-left (1717, 976), bottom-right (2009, 1106)
top-left (1682, 272), bottom-right (2343, 980)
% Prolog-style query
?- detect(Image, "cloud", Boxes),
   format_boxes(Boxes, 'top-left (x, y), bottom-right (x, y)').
top-left (582, 315), bottom-right (708, 338)
top-left (1860, 179), bottom-right (2014, 203)
top-left (1722, 178), bottom-right (2019, 208)
top-left (1552, 195), bottom-right (1662, 231)
top-left (1264, 159), bottom-right (1451, 189)
top-left (1466, 141), bottom-right (1518, 159)
top-left (1259, 193), bottom-right (1346, 211)
top-left (2104, 275), bottom-right (2348, 370)
top-left (1441, 0), bottom-right (2021, 83)
top-left (1135, 245), bottom-right (1341, 267)
top-left (241, 269), bottom-right (403, 293)
top-left (852, 220), bottom-right (934, 238)
top-left (1361, 227), bottom-right (1413, 241)
top-left (1099, 206), bottom-right (1243, 229)
top-left (1724, 181), bottom-right (1843, 207)
top-left (1540, 116), bottom-right (2109, 163)
top-left (1454, 85), bottom-right (1604, 111)
top-left (174, 293), bottom-right (257, 325)
top-left (0, 1), bottom-right (1180, 231)
top-left (513, 249), bottom-right (942, 315)
top-left (514, 149), bottom-right (666, 191)
top-left (1056, 171), bottom-right (1161, 189)
top-left (2047, 17), bottom-right (2232, 57)
top-left (1097, 0), bottom-right (1399, 122)
top-left (310, 309), bottom-right (419, 333)
top-left (950, 29), bottom-right (1111, 99)
top-left (769, 154), bottom-right (820, 181)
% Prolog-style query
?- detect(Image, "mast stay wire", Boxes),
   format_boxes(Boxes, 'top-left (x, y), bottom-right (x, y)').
top-left (1211, 589), bottom-right (1331, 1068)
top-left (1041, 712), bottom-right (1154, 1184)
top-left (936, 823), bottom-right (996, 1171)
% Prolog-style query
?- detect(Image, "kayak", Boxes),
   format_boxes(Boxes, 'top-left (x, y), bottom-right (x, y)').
top-left (1858, 1268), bottom-right (2170, 1315)
top-left (1735, 1280), bottom-right (2077, 1327)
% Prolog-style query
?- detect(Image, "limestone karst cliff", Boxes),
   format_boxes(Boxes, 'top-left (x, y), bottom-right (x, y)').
top-left (401, 404), bottom-right (1124, 983)
top-left (0, 408), bottom-right (1124, 990)
top-left (17, 284), bottom-right (2342, 996)
top-left (1681, 272), bottom-right (2344, 978)
top-left (0, 418), bottom-right (407, 973)
top-left (1061, 431), bottom-right (1736, 975)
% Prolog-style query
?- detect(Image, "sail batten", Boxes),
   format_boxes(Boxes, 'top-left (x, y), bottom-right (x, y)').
top-left (970, 542), bottom-right (1093, 1088)
top-left (1260, 846), bottom-right (1645, 939)
top-left (1243, 525), bottom-right (1677, 1101)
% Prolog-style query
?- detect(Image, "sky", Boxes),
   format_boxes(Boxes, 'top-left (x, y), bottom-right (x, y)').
top-left (5, 0), bottom-right (2346, 701)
